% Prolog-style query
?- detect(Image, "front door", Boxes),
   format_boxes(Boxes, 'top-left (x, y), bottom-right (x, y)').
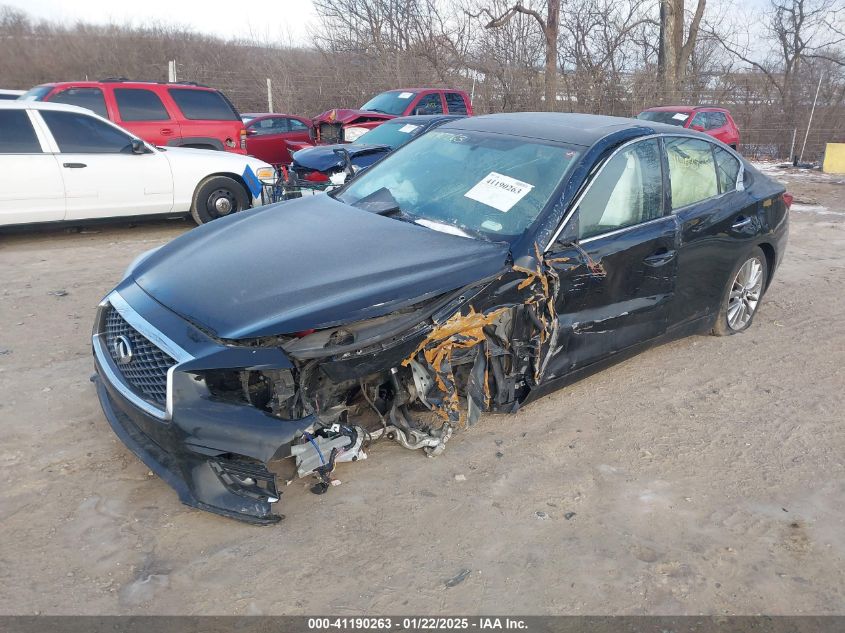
top-left (543, 138), bottom-right (678, 378)
top-left (36, 109), bottom-right (173, 220)
top-left (0, 109), bottom-right (65, 225)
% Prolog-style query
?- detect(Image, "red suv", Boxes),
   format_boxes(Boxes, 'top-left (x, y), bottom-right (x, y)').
top-left (636, 106), bottom-right (740, 149)
top-left (19, 80), bottom-right (247, 154)
top-left (313, 88), bottom-right (473, 144)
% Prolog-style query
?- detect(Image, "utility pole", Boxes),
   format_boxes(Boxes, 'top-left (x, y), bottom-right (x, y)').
top-left (168, 60), bottom-right (177, 83)
top-left (267, 78), bottom-right (273, 112)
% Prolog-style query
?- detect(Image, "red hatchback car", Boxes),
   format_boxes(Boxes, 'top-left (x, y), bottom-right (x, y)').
top-left (241, 113), bottom-right (313, 165)
top-left (637, 106), bottom-right (740, 149)
top-left (19, 80), bottom-right (248, 154)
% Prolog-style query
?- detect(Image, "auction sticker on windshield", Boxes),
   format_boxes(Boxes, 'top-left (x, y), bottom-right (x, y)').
top-left (398, 92), bottom-right (413, 99)
top-left (464, 172), bottom-right (534, 212)
top-left (672, 112), bottom-right (689, 121)
top-left (398, 124), bottom-right (420, 133)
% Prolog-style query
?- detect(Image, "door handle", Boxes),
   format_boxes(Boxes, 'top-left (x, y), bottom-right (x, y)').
top-left (62, 163), bottom-right (87, 168)
top-left (732, 216), bottom-right (752, 230)
top-left (159, 128), bottom-right (174, 136)
top-left (643, 248), bottom-right (676, 267)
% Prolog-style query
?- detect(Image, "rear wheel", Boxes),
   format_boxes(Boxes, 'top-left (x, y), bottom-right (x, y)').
top-left (712, 246), bottom-right (768, 335)
top-left (190, 176), bottom-right (249, 225)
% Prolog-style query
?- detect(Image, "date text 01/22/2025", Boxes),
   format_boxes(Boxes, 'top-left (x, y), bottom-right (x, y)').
top-left (307, 618), bottom-right (529, 630)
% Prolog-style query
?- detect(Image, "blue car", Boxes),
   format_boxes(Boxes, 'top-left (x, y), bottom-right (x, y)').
top-left (289, 114), bottom-right (464, 187)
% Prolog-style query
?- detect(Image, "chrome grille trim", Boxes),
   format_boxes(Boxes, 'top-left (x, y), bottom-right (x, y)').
top-left (93, 290), bottom-right (192, 420)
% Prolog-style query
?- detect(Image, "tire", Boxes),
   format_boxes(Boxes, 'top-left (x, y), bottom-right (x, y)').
top-left (190, 176), bottom-right (249, 225)
top-left (712, 246), bottom-right (768, 336)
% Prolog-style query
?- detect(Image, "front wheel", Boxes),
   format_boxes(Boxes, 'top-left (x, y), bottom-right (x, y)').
top-left (712, 246), bottom-right (768, 336)
top-left (190, 176), bottom-right (249, 225)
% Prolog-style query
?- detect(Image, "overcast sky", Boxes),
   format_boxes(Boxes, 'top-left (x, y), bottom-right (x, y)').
top-left (3, 0), bottom-right (319, 45)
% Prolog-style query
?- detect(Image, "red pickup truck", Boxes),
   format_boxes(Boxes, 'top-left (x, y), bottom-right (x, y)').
top-left (313, 88), bottom-right (473, 144)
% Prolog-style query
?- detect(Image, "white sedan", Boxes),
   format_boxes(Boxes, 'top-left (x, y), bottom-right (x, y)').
top-left (0, 101), bottom-right (275, 226)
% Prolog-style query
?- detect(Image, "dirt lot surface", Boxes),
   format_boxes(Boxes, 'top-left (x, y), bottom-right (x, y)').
top-left (1, 164), bottom-right (844, 615)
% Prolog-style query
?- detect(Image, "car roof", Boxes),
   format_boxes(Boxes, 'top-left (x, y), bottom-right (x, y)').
top-left (439, 112), bottom-right (700, 147)
top-left (243, 112), bottom-right (304, 118)
top-left (380, 88), bottom-right (466, 93)
top-left (30, 81), bottom-right (217, 91)
top-left (385, 114), bottom-right (465, 125)
top-left (0, 100), bottom-right (93, 114)
top-left (642, 105), bottom-right (730, 113)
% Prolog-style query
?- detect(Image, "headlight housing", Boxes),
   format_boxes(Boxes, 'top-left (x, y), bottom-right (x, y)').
top-left (343, 126), bottom-right (368, 142)
top-left (255, 166), bottom-right (275, 182)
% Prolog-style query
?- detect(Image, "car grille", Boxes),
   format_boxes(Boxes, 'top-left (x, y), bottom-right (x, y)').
top-left (318, 122), bottom-right (343, 144)
top-left (103, 305), bottom-right (176, 407)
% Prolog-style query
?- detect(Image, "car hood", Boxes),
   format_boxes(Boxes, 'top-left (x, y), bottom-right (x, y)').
top-left (292, 143), bottom-right (390, 172)
top-left (131, 196), bottom-right (510, 340)
top-left (313, 109), bottom-right (394, 125)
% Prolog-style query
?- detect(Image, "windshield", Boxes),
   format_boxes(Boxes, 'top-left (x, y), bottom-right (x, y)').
top-left (354, 121), bottom-right (425, 148)
top-left (636, 110), bottom-right (690, 126)
top-left (18, 85), bottom-right (52, 101)
top-left (337, 129), bottom-right (581, 241)
top-left (360, 91), bottom-right (417, 115)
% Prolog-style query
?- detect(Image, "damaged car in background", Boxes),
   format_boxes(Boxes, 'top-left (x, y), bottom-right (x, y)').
top-left (92, 113), bottom-right (790, 524)
top-left (287, 114), bottom-right (464, 189)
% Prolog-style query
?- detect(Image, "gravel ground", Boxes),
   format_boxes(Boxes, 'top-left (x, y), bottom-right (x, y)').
top-left (0, 164), bottom-right (843, 615)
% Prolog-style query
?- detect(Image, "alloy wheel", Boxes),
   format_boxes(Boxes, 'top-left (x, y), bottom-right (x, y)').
top-left (727, 256), bottom-right (764, 330)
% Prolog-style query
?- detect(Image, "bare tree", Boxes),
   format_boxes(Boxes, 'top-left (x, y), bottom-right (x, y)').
top-left (658, 0), bottom-right (707, 99)
top-left (471, 1), bottom-right (561, 109)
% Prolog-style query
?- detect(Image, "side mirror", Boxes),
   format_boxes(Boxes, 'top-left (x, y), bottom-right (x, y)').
top-left (247, 128), bottom-right (258, 136)
top-left (691, 124), bottom-right (705, 132)
top-left (130, 138), bottom-right (149, 154)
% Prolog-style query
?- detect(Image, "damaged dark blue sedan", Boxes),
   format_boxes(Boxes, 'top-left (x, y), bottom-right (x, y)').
top-left (92, 113), bottom-right (790, 524)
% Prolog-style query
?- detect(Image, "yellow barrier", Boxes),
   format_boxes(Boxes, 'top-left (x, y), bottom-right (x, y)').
top-left (822, 143), bottom-right (845, 174)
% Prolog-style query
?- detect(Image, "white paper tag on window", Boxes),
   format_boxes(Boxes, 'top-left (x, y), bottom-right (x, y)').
top-left (672, 113), bottom-right (689, 121)
top-left (398, 124), bottom-right (419, 133)
top-left (398, 92), bottom-right (413, 99)
top-left (464, 172), bottom-right (533, 213)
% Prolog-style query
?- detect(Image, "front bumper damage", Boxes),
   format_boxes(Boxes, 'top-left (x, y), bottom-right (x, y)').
top-left (94, 256), bottom-right (562, 524)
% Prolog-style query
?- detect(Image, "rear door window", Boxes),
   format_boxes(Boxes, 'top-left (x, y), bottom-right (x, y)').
top-left (288, 118), bottom-right (310, 131)
top-left (0, 110), bottom-right (42, 153)
top-left (665, 137), bottom-right (719, 209)
top-left (48, 87), bottom-right (108, 118)
top-left (707, 112), bottom-right (727, 129)
top-left (413, 94), bottom-right (443, 115)
top-left (445, 92), bottom-right (468, 114)
top-left (714, 147), bottom-right (741, 193)
top-left (40, 111), bottom-right (133, 153)
top-left (114, 88), bottom-right (170, 121)
top-left (168, 88), bottom-right (239, 120)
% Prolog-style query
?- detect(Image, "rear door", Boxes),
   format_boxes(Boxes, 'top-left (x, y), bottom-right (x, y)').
top-left (36, 109), bottom-right (173, 220)
top-left (167, 88), bottom-right (242, 151)
top-left (112, 87), bottom-right (182, 147)
top-left (0, 108), bottom-right (65, 225)
top-left (704, 111), bottom-right (734, 145)
top-left (667, 137), bottom-right (751, 326)
top-left (543, 138), bottom-right (678, 376)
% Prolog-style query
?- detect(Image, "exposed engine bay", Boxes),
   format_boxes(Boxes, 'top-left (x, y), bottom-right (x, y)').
top-left (200, 262), bottom-right (560, 497)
